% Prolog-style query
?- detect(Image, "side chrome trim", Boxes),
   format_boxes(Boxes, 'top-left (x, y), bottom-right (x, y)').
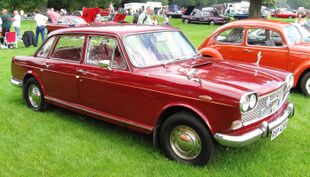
top-left (10, 78), bottom-right (23, 88)
top-left (214, 103), bottom-right (294, 147)
top-left (45, 96), bottom-right (153, 132)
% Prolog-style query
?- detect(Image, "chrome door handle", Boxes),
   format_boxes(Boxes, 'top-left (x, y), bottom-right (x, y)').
top-left (77, 69), bottom-right (88, 74)
top-left (43, 63), bottom-right (50, 69)
top-left (244, 49), bottom-right (253, 53)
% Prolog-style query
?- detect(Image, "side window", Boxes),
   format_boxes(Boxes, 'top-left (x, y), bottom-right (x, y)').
top-left (86, 36), bottom-right (127, 70)
top-left (36, 36), bottom-right (55, 58)
top-left (247, 28), bottom-right (284, 47)
top-left (216, 27), bottom-right (245, 44)
top-left (50, 35), bottom-right (84, 62)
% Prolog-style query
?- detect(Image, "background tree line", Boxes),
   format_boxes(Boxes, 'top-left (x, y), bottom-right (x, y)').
top-left (0, 0), bottom-right (309, 12)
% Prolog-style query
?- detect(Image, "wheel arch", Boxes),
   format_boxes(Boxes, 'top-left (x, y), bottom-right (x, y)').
top-left (293, 63), bottom-right (310, 88)
top-left (152, 104), bottom-right (213, 147)
top-left (22, 71), bottom-right (46, 98)
top-left (296, 67), bottom-right (310, 88)
top-left (199, 47), bottom-right (223, 59)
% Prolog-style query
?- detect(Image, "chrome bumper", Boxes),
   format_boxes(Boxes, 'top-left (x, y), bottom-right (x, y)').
top-left (214, 103), bottom-right (294, 147)
top-left (10, 78), bottom-right (23, 88)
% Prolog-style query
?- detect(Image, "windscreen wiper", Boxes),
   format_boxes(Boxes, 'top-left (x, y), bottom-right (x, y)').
top-left (191, 61), bottom-right (212, 68)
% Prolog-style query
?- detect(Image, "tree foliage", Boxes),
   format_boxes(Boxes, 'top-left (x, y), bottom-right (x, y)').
top-left (1, 0), bottom-right (310, 13)
top-left (0, 0), bottom-right (47, 11)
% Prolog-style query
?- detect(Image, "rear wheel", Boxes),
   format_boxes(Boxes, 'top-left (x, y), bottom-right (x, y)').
top-left (23, 77), bottom-right (47, 111)
top-left (300, 72), bottom-right (310, 96)
top-left (183, 19), bottom-right (190, 24)
top-left (210, 20), bottom-right (215, 25)
top-left (159, 111), bottom-right (215, 166)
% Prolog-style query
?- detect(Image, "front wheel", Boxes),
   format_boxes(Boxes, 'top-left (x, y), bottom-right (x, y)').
top-left (300, 72), bottom-right (310, 96)
top-left (23, 77), bottom-right (47, 111)
top-left (159, 111), bottom-right (215, 166)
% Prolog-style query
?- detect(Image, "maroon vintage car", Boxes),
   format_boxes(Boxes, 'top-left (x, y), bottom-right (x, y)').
top-left (11, 25), bottom-right (294, 166)
top-left (46, 15), bottom-right (89, 33)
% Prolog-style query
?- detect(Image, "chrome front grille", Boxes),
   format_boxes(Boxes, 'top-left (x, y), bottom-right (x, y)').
top-left (241, 84), bottom-right (288, 126)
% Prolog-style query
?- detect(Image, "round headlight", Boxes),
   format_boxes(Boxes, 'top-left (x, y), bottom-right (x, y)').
top-left (249, 94), bottom-right (257, 109)
top-left (240, 92), bottom-right (257, 113)
top-left (286, 74), bottom-right (294, 89)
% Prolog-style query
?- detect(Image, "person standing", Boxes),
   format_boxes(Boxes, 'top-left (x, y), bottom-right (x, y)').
top-left (13, 10), bottom-right (21, 39)
top-left (295, 12), bottom-right (306, 26)
top-left (1, 9), bottom-right (12, 44)
top-left (34, 11), bottom-right (48, 45)
top-left (137, 6), bottom-right (153, 25)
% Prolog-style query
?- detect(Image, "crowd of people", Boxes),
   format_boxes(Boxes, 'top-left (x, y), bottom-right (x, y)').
top-left (0, 8), bottom-right (49, 48)
top-left (0, 9), bottom-right (22, 48)
top-left (135, 6), bottom-right (170, 26)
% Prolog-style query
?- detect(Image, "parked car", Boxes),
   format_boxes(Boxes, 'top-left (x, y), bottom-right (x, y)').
top-left (182, 7), bottom-right (230, 25)
top-left (46, 15), bottom-right (89, 33)
top-left (233, 10), bottom-right (267, 19)
top-left (11, 25), bottom-right (294, 166)
top-left (199, 19), bottom-right (310, 96)
top-left (271, 10), bottom-right (297, 18)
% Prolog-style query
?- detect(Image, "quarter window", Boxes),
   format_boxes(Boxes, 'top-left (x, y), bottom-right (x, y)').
top-left (247, 28), bottom-right (284, 47)
top-left (86, 36), bottom-right (127, 70)
top-left (216, 27), bottom-right (245, 44)
top-left (36, 36), bottom-right (55, 58)
top-left (50, 35), bottom-right (85, 62)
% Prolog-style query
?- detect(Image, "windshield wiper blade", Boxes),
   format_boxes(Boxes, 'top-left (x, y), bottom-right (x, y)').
top-left (192, 61), bottom-right (212, 68)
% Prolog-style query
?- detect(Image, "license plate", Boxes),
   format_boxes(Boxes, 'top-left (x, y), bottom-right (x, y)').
top-left (271, 119), bottom-right (288, 141)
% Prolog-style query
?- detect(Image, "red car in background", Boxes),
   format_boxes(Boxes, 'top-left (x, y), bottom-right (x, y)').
top-left (46, 15), bottom-right (89, 33)
top-left (11, 24), bottom-right (294, 166)
top-left (46, 8), bottom-right (127, 33)
top-left (271, 10), bottom-right (297, 18)
top-left (199, 19), bottom-right (310, 96)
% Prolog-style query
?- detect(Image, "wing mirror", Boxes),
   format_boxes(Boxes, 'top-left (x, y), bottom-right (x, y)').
top-left (99, 60), bottom-right (112, 70)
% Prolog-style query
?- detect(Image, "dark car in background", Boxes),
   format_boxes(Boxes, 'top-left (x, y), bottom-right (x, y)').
top-left (182, 7), bottom-right (230, 25)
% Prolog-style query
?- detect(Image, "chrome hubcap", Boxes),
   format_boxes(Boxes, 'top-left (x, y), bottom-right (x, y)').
top-left (170, 125), bottom-right (201, 160)
top-left (28, 84), bottom-right (41, 108)
top-left (306, 78), bottom-right (310, 94)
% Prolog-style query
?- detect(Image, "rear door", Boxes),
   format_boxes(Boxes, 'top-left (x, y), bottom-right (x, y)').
top-left (42, 34), bottom-right (85, 103)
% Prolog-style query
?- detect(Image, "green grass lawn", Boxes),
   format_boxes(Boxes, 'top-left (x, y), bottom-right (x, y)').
top-left (0, 18), bottom-right (309, 177)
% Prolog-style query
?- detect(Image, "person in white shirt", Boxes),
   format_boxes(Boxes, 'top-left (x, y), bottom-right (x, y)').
top-left (13, 10), bottom-right (21, 39)
top-left (0, 17), bottom-right (2, 33)
top-left (138, 6), bottom-right (153, 25)
top-left (34, 11), bottom-right (48, 45)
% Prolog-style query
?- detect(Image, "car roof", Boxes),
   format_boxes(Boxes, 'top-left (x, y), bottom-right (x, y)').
top-left (49, 24), bottom-right (178, 37)
top-left (221, 19), bottom-right (290, 29)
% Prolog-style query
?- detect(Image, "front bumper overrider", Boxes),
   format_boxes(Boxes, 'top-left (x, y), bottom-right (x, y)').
top-left (214, 103), bottom-right (294, 147)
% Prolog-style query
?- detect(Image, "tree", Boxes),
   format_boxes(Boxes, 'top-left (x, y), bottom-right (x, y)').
top-left (249, 0), bottom-right (278, 18)
top-left (249, 0), bottom-right (262, 18)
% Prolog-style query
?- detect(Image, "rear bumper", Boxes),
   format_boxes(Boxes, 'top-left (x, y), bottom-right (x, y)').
top-left (10, 78), bottom-right (23, 88)
top-left (214, 103), bottom-right (294, 147)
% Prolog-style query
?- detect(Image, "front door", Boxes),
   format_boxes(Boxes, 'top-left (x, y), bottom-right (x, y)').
top-left (78, 35), bottom-right (131, 118)
top-left (42, 34), bottom-right (85, 103)
top-left (211, 27), bottom-right (246, 61)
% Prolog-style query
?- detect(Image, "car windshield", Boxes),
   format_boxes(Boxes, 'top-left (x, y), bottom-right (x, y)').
top-left (124, 31), bottom-right (197, 68)
top-left (283, 25), bottom-right (302, 45)
top-left (293, 24), bottom-right (310, 42)
top-left (59, 17), bottom-right (87, 24)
